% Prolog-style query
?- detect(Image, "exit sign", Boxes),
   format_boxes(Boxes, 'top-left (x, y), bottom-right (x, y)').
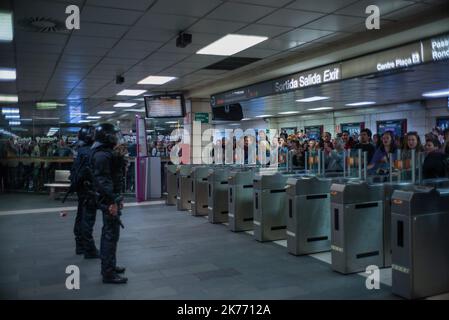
top-left (194, 112), bottom-right (209, 124)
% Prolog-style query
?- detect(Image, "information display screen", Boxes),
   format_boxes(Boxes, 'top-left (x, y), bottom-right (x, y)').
top-left (376, 119), bottom-right (407, 137)
top-left (144, 94), bottom-right (185, 118)
top-left (341, 122), bottom-right (365, 136)
top-left (305, 125), bottom-right (323, 140)
top-left (436, 117), bottom-right (449, 131)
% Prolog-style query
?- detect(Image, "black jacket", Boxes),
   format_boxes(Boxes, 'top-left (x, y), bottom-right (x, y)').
top-left (423, 151), bottom-right (447, 179)
top-left (90, 142), bottom-right (125, 205)
top-left (70, 142), bottom-right (92, 193)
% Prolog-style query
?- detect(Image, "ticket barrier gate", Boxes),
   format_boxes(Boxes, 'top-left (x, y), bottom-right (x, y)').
top-left (191, 166), bottom-right (210, 216)
top-left (286, 176), bottom-right (332, 255)
top-left (330, 182), bottom-right (385, 274)
top-left (166, 164), bottom-right (178, 206)
top-left (253, 172), bottom-right (289, 242)
top-left (208, 167), bottom-right (231, 223)
top-left (177, 165), bottom-right (193, 211)
top-left (228, 169), bottom-right (255, 232)
top-left (391, 187), bottom-right (449, 299)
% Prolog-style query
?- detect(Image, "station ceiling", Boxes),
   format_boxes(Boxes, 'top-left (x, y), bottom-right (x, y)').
top-left (0, 0), bottom-right (448, 133)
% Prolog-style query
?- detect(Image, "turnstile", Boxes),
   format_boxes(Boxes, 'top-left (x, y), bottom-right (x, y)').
top-left (207, 167), bottom-right (231, 223)
top-left (228, 169), bottom-right (255, 232)
top-left (330, 181), bottom-right (385, 274)
top-left (166, 164), bottom-right (178, 206)
top-left (391, 187), bottom-right (449, 299)
top-left (286, 176), bottom-right (332, 255)
top-left (177, 165), bottom-right (192, 211)
top-left (253, 172), bottom-right (288, 242)
top-left (191, 166), bottom-right (210, 216)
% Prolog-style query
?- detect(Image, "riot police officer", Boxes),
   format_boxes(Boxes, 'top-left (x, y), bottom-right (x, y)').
top-left (90, 123), bottom-right (127, 284)
top-left (71, 125), bottom-right (99, 258)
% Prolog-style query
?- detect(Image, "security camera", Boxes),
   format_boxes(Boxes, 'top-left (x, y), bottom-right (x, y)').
top-left (116, 75), bottom-right (125, 85)
top-left (176, 32), bottom-right (192, 48)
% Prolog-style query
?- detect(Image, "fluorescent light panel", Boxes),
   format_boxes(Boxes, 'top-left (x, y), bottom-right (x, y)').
top-left (307, 107), bottom-right (333, 111)
top-left (296, 96), bottom-right (330, 102)
top-left (78, 120), bottom-right (92, 123)
top-left (116, 89), bottom-right (147, 96)
top-left (345, 101), bottom-right (376, 106)
top-left (197, 34), bottom-right (268, 56)
top-left (0, 68), bottom-right (16, 80)
top-left (124, 108), bottom-right (145, 113)
top-left (278, 111), bottom-right (300, 115)
top-left (422, 88), bottom-right (449, 98)
top-left (4, 114), bottom-right (20, 119)
top-left (255, 114), bottom-right (273, 118)
top-left (2, 108), bottom-right (19, 114)
top-left (0, 95), bottom-right (18, 102)
top-left (114, 102), bottom-right (136, 108)
top-left (98, 111), bottom-right (115, 114)
top-left (86, 116), bottom-right (101, 119)
top-left (0, 12), bottom-right (13, 41)
top-left (138, 76), bottom-right (176, 85)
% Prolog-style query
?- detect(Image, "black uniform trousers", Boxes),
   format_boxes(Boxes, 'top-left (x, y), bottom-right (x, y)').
top-left (74, 192), bottom-right (97, 253)
top-left (100, 208), bottom-right (121, 276)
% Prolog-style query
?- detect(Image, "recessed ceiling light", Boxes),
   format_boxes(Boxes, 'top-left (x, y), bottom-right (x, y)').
top-left (196, 34), bottom-right (268, 56)
top-left (98, 111), bottom-right (115, 115)
top-left (0, 94), bottom-right (18, 102)
top-left (278, 111), bottom-right (300, 115)
top-left (9, 121), bottom-right (20, 126)
top-left (78, 120), bottom-right (92, 123)
top-left (86, 116), bottom-right (101, 119)
top-left (307, 107), bottom-right (333, 111)
top-left (422, 88), bottom-right (449, 98)
top-left (345, 101), bottom-right (376, 106)
top-left (116, 89), bottom-right (147, 96)
top-left (165, 121), bottom-right (178, 124)
top-left (255, 114), bottom-right (273, 118)
top-left (114, 102), bottom-right (137, 108)
top-left (4, 114), bottom-right (20, 119)
top-left (241, 118), bottom-right (251, 121)
top-left (138, 76), bottom-right (177, 85)
top-left (1, 107), bottom-right (19, 114)
top-left (296, 96), bottom-right (330, 102)
top-left (0, 68), bottom-right (16, 81)
top-left (0, 12), bottom-right (13, 41)
top-left (124, 108), bottom-right (145, 113)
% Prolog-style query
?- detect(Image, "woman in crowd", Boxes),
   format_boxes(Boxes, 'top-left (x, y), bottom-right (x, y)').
top-left (367, 131), bottom-right (397, 174)
top-left (325, 138), bottom-right (345, 172)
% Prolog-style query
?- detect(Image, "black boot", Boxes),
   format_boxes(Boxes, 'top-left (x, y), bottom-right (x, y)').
top-left (115, 266), bottom-right (126, 274)
top-left (102, 273), bottom-right (128, 284)
top-left (84, 249), bottom-right (100, 259)
top-left (75, 242), bottom-right (85, 255)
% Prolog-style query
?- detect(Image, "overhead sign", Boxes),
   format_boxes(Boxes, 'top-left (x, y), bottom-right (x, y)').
top-left (194, 112), bottom-right (209, 124)
top-left (211, 32), bottom-right (449, 107)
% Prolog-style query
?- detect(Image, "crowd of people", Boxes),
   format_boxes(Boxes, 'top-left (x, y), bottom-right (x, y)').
top-left (210, 127), bottom-right (449, 180)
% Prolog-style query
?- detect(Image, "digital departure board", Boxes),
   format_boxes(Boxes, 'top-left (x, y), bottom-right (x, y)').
top-left (377, 119), bottom-right (407, 137)
top-left (144, 94), bottom-right (185, 118)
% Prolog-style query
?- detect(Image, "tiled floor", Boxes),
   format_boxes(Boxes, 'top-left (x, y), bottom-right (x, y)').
top-left (0, 194), bottom-right (399, 300)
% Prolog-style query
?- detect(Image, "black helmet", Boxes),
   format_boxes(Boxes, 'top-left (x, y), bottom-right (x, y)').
top-left (94, 123), bottom-right (120, 146)
top-left (78, 125), bottom-right (95, 145)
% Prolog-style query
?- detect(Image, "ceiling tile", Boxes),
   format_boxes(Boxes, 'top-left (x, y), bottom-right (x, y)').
top-left (258, 9), bottom-right (325, 27)
top-left (107, 39), bottom-right (162, 59)
top-left (188, 19), bottom-right (247, 35)
top-left (287, 0), bottom-right (358, 13)
top-left (151, 0), bottom-right (223, 17)
top-left (234, 47), bottom-right (279, 58)
top-left (75, 22), bottom-right (129, 38)
top-left (135, 12), bottom-right (199, 31)
top-left (274, 28), bottom-right (335, 44)
top-left (229, 0), bottom-right (293, 7)
top-left (335, 0), bottom-right (416, 17)
top-left (236, 23), bottom-right (293, 38)
top-left (206, 2), bottom-right (277, 23)
top-left (124, 26), bottom-right (176, 42)
top-left (81, 6), bottom-right (142, 25)
top-left (86, 0), bottom-right (155, 11)
top-left (302, 14), bottom-right (366, 32)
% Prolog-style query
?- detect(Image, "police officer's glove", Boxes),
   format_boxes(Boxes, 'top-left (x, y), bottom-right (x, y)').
top-left (109, 203), bottom-right (118, 216)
